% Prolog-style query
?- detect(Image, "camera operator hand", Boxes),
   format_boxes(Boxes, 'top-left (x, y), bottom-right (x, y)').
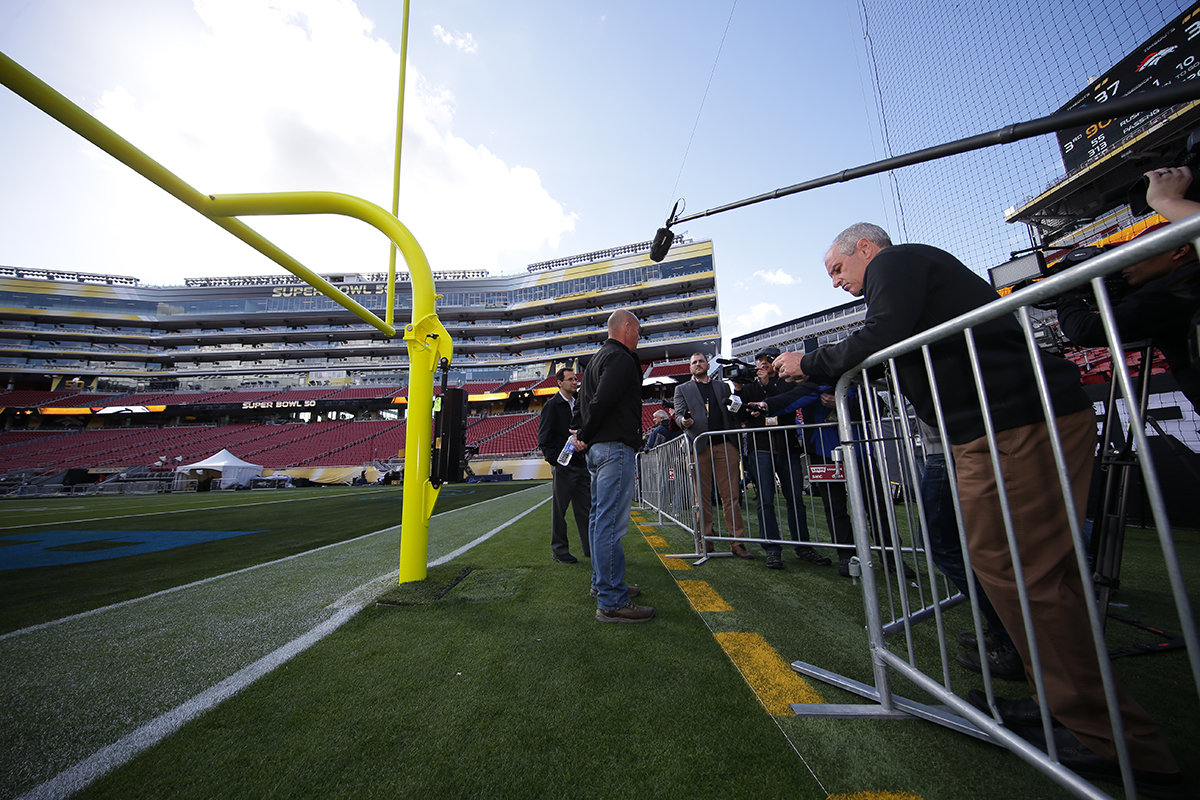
top-left (773, 351), bottom-right (808, 382)
top-left (1146, 167), bottom-right (1200, 222)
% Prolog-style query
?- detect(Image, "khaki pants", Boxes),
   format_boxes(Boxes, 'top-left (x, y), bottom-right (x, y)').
top-left (952, 408), bottom-right (1176, 771)
top-left (695, 439), bottom-right (745, 546)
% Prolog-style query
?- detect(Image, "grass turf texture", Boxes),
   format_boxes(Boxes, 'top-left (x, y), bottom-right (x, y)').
top-left (72, 508), bottom-right (826, 800)
top-left (0, 482), bottom-right (529, 635)
top-left (7, 487), bottom-right (1197, 800)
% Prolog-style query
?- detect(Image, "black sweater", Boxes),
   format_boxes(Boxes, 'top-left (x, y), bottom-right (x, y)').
top-left (574, 338), bottom-right (644, 450)
top-left (800, 244), bottom-right (1091, 445)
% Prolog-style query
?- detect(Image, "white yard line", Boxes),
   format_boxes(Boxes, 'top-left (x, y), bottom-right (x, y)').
top-left (16, 609), bottom-right (358, 800)
top-left (5, 484), bottom-right (551, 800)
top-left (0, 487), bottom-right (394, 531)
top-left (0, 483), bottom-right (546, 642)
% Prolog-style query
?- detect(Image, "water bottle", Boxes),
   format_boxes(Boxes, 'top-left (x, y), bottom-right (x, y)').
top-left (557, 436), bottom-right (576, 466)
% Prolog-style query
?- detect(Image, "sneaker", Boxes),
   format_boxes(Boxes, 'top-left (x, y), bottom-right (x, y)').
top-left (765, 551), bottom-right (783, 570)
top-left (590, 584), bottom-right (641, 599)
top-left (795, 546), bottom-right (831, 566)
top-left (596, 601), bottom-right (656, 623)
top-left (957, 641), bottom-right (1026, 681)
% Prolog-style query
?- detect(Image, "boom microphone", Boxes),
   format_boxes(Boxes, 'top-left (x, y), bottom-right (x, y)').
top-left (649, 199), bottom-right (684, 263)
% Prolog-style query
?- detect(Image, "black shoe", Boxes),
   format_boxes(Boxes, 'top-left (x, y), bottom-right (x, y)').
top-left (794, 546), bottom-right (831, 566)
top-left (957, 630), bottom-right (1002, 650)
top-left (965, 690), bottom-right (1058, 728)
top-left (765, 551), bottom-right (783, 570)
top-left (552, 553), bottom-right (578, 564)
top-left (885, 559), bottom-right (916, 579)
top-left (838, 560), bottom-right (851, 577)
top-left (957, 641), bottom-right (1026, 681)
top-left (1008, 723), bottom-right (1185, 800)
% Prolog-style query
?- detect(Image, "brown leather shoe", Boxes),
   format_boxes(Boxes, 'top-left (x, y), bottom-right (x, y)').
top-left (731, 543), bottom-right (754, 559)
top-left (596, 602), bottom-right (656, 623)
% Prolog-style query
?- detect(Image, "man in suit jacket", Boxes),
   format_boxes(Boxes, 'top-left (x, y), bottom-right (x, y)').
top-left (537, 367), bottom-right (591, 563)
top-left (674, 352), bottom-right (751, 558)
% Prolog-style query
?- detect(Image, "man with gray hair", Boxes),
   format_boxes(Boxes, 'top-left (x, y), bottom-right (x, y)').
top-left (573, 309), bottom-right (655, 623)
top-left (772, 223), bottom-right (1180, 794)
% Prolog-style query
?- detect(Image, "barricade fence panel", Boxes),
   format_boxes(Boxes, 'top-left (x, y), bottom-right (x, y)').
top-left (811, 220), bottom-right (1200, 800)
top-left (636, 219), bottom-right (1198, 800)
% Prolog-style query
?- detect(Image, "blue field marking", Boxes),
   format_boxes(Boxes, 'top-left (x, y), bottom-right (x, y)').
top-left (0, 530), bottom-right (267, 569)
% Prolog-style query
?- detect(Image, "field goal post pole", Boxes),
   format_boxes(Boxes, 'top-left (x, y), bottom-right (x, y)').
top-left (0, 46), bottom-right (452, 583)
top-left (203, 193), bottom-right (451, 585)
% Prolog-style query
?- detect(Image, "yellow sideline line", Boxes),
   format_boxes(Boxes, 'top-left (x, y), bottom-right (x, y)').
top-left (641, 532), bottom-right (825, 712)
top-left (640, 532), bottom-right (919, 797)
top-left (714, 631), bottom-right (826, 712)
top-left (676, 580), bottom-right (734, 612)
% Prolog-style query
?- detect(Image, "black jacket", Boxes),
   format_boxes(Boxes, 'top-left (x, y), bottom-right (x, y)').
top-left (537, 392), bottom-right (584, 466)
top-left (738, 376), bottom-right (809, 451)
top-left (574, 338), bottom-right (643, 450)
top-left (801, 244), bottom-right (1090, 445)
top-left (1056, 260), bottom-right (1200, 412)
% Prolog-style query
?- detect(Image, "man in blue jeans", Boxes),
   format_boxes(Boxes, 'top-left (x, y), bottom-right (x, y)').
top-left (573, 309), bottom-right (655, 623)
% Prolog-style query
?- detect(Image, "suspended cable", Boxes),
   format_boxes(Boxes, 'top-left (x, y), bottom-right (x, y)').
top-left (668, 0), bottom-right (739, 205)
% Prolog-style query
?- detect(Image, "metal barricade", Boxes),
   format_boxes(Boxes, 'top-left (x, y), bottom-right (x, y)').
top-left (788, 219), bottom-right (1200, 800)
top-left (636, 434), bottom-right (698, 540)
top-left (639, 416), bottom-right (945, 607)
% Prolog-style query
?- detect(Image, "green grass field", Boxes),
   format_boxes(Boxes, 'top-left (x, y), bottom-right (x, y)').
top-left (1, 483), bottom-right (1196, 799)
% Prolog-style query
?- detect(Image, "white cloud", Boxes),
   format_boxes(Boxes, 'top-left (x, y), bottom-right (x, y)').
top-left (432, 24), bottom-right (478, 53)
top-left (733, 302), bottom-right (781, 333)
top-left (78, 0), bottom-right (571, 282)
top-left (752, 268), bottom-right (796, 285)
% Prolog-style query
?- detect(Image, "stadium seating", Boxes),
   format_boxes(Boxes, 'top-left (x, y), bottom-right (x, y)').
top-left (36, 393), bottom-right (120, 407)
top-left (324, 386), bottom-right (402, 401)
top-left (92, 392), bottom-right (175, 407)
top-left (475, 413), bottom-right (539, 456)
top-left (264, 388), bottom-right (340, 403)
top-left (0, 390), bottom-right (79, 407)
top-left (645, 361), bottom-right (691, 377)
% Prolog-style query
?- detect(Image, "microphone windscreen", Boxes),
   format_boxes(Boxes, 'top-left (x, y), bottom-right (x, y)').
top-left (650, 227), bottom-right (674, 262)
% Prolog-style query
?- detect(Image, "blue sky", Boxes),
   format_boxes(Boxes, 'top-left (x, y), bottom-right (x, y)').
top-left (0, 0), bottom-right (1170, 354)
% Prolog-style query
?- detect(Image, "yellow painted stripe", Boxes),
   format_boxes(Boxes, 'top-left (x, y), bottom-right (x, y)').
top-left (629, 512), bottom-right (645, 522)
top-left (713, 631), bottom-right (825, 712)
top-left (657, 554), bottom-right (692, 570)
top-left (644, 535), bottom-right (669, 548)
top-left (636, 524), bottom-right (655, 533)
top-left (827, 793), bottom-right (924, 800)
top-left (677, 580), bottom-right (733, 612)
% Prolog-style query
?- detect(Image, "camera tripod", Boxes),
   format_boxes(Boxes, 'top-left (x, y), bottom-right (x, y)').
top-left (1089, 341), bottom-right (1195, 657)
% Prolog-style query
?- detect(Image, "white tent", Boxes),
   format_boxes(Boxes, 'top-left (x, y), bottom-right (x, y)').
top-left (176, 449), bottom-right (262, 488)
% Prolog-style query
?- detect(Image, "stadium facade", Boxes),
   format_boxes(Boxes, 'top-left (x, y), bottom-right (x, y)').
top-left (0, 236), bottom-right (719, 396)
